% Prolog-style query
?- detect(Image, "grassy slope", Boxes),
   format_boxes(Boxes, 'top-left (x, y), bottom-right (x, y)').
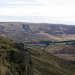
top-left (0, 36), bottom-right (75, 75)
top-left (27, 48), bottom-right (75, 75)
top-left (0, 36), bottom-right (18, 75)
top-left (0, 36), bottom-right (33, 75)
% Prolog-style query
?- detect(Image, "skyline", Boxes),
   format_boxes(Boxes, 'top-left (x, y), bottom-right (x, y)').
top-left (0, 0), bottom-right (75, 25)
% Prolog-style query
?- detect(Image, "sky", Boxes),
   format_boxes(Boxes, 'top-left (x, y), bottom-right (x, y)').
top-left (0, 0), bottom-right (75, 25)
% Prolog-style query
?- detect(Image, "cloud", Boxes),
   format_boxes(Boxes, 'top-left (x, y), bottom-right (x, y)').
top-left (0, 4), bottom-right (75, 17)
top-left (0, 0), bottom-right (75, 24)
top-left (0, 0), bottom-right (37, 4)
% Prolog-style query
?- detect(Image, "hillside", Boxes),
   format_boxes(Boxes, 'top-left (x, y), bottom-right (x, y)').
top-left (0, 22), bottom-right (75, 42)
top-left (0, 36), bottom-right (75, 75)
top-left (0, 36), bottom-right (33, 75)
top-left (45, 43), bottom-right (75, 64)
top-left (0, 22), bottom-right (50, 42)
top-left (28, 48), bottom-right (75, 75)
top-left (27, 23), bottom-right (75, 40)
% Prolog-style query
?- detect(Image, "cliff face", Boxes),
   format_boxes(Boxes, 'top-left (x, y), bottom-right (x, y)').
top-left (0, 36), bottom-right (33, 75)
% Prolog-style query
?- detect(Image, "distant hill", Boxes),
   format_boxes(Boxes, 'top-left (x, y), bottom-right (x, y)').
top-left (0, 22), bottom-right (75, 42)
top-left (0, 36), bottom-right (75, 75)
top-left (45, 42), bottom-right (75, 64)
top-left (0, 22), bottom-right (50, 42)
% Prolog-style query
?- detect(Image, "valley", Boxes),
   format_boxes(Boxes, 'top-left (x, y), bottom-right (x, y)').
top-left (0, 22), bottom-right (75, 75)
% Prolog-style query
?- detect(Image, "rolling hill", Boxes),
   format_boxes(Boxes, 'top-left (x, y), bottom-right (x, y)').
top-left (0, 22), bottom-right (75, 42)
top-left (0, 36), bottom-right (75, 75)
top-left (45, 42), bottom-right (75, 64)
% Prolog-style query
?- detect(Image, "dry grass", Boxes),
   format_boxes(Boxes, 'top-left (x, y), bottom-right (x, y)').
top-left (36, 31), bottom-right (75, 41)
top-left (45, 44), bottom-right (75, 63)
